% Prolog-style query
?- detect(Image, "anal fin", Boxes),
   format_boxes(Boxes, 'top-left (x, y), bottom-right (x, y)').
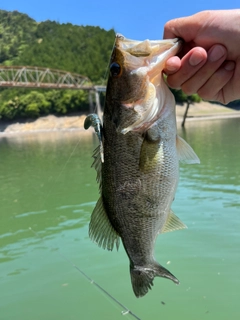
top-left (162, 209), bottom-right (187, 233)
top-left (89, 197), bottom-right (120, 251)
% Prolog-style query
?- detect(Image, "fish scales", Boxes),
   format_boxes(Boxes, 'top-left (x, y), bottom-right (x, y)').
top-left (84, 34), bottom-right (200, 297)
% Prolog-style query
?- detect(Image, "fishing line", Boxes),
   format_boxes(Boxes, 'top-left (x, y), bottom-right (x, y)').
top-left (26, 48), bottom-right (137, 317)
top-left (103, 37), bottom-right (116, 81)
top-left (39, 136), bottom-right (82, 206)
top-left (29, 95), bottom-right (120, 315)
top-left (29, 227), bottom-right (141, 320)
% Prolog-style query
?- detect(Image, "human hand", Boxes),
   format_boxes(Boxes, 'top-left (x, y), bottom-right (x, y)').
top-left (163, 10), bottom-right (240, 104)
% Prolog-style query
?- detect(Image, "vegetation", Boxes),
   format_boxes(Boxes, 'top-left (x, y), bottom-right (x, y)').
top-left (0, 9), bottom-right (206, 121)
top-left (0, 9), bottom-right (114, 120)
top-left (0, 88), bottom-right (89, 119)
top-left (170, 88), bottom-right (201, 104)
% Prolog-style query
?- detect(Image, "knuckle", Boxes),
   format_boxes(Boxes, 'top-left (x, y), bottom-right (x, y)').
top-left (164, 21), bottom-right (170, 29)
top-left (181, 83), bottom-right (196, 96)
top-left (197, 87), bottom-right (213, 101)
top-left (166, 76), bottom-right (179, 89)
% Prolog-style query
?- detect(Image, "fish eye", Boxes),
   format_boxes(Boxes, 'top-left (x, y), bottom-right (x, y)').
top-left (109, 62), bottom-right (121, 77)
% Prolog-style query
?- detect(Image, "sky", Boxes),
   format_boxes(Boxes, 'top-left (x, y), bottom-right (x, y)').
top-left (0, 0), bottom-right (238, 40)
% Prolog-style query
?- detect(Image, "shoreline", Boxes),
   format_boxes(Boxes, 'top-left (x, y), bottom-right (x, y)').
top-left (0, 101), bottom-right (239, 137)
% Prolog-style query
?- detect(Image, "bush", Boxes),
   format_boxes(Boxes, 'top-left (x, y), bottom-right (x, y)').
top-left (0, 89), bottom-right (89, 120)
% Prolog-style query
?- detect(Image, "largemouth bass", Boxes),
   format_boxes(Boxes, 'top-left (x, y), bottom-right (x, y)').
top-left (84, 34), bottom-right (200, 298)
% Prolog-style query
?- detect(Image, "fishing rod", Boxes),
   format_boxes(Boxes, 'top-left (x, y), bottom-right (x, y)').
top-left (29, 227), bottom-right (141, 320)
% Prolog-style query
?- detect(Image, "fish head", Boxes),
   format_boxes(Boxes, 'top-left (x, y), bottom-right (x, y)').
top-left (107, 34), bottom-right (149, 103)
top-left (105, 34), bottom-right (182, 133)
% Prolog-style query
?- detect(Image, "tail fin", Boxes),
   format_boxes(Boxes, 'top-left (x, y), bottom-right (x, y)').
top-left (130, 262), bottom-right (179, 298)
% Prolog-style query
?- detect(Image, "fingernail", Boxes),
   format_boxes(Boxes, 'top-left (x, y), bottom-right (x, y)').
top-left (224, 61), bottom-right (235, 71)
top-left (165, 63), bottom-right (178, 72)
top-left (189, 52), bottom-right (205, 66)
top-left (208, 45), bottom-right (226, 62)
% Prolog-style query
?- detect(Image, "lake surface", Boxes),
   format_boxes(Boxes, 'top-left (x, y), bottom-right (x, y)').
top-left (0, 118), bottom-right (239, 320)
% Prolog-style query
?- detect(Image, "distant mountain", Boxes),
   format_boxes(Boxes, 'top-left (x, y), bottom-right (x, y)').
top-left (1, 9), bottom-right (232, 120)
top-left (0, 9), bottom-right (115, 82)
top-left (0, 10), bottom-right (37, 64)
top-left (0, 9), bottom-right (115, 120)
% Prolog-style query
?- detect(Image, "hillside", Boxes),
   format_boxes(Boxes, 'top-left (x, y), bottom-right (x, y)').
top-left (0, 10), bottom-right (115, 81)
top-left (0, 9), bottom-right (115, 120)
top-left (0, 9), bottom-right (237, 121)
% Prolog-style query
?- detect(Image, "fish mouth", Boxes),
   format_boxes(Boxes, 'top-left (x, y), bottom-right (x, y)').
top-left (115, 35), bottom-right (182, 135)
top-left (116, 34), bottom-right (182, 79)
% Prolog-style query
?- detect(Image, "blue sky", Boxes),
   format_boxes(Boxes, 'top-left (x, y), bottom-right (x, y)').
top-left (1, 1), bottom-right (238, 40)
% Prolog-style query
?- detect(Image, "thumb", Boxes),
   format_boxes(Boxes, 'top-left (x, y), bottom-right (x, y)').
top-left (163, 15), bottom-right (200, 42)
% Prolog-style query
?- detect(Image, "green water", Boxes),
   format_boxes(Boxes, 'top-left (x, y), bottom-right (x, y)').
top-left (0, 118), bottom-right (239, 320)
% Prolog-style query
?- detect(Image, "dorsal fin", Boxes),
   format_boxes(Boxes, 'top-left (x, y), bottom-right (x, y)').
top-left (162, 209), bottom-right (187, 233)
top-left (89, 197), bottom-right (120, 251)
top-left (176, 135), bottom-right (200, 164)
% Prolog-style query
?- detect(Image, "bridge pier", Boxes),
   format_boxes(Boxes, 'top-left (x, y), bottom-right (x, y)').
top-left (88, 90), bottom-right (94, 113)
top-left (0, 65), bottom-right (106, 122)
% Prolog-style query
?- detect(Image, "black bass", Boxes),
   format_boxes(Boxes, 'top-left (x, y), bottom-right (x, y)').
top-left (84, 34), bottom-right (200, 298)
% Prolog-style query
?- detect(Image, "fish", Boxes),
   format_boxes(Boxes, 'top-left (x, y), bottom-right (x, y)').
top-left (84, 34), bottom-right (200, 298)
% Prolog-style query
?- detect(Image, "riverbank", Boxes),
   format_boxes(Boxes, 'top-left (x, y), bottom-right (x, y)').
top-left (175, 101), bottom-right (240, 122)
top-left (0, 101), bottom-right (239, 135)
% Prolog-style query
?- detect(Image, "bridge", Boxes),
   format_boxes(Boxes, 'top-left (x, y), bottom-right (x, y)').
top-left (0, 66), bottom-right (106, 91)
top-left (0, 66), bottom-right (106, 113)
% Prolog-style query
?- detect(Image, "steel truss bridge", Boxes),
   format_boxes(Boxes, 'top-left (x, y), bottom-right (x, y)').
top-left (0, 66), bottom-right (105, 91)
top-left (0, 66), bottom-right (106, 114)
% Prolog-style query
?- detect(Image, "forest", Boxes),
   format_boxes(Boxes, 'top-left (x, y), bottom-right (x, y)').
top-left (0, 9), bottom-right (202, 120)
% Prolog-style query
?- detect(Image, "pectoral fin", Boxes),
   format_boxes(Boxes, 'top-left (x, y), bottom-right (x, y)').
top-left (89, 197), bottom-right (120, 251)
top-left (139, 135), bottom-right (162, 174)
top-left (176, 135), bottom-right (200, 164)
top-left (162, 210), bottom-right (187, 233)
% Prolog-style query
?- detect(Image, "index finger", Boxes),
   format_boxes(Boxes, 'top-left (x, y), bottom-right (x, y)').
top-left (163, 15), bottom-right (201, 42)
top-left (163, 18), bottom-right (181, 39)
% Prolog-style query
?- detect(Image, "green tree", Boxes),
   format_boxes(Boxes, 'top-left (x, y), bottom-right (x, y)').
top-left (0, 9), bottom-right (204, 121)
top-left (170, 88), bottom-right (201, 104)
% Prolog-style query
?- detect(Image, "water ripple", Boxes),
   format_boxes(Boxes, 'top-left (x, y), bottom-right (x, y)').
top-left (56, 201), bottom-right (96, 210)
top-left (15, 210), bottom-right (47, 218)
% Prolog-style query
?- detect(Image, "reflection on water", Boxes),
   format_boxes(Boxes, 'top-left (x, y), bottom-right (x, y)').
top-left (0, 120), bottom-right (240, 320)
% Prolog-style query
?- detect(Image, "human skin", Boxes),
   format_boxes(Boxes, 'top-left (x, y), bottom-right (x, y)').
top-left (163, 10), bottom-right (240, 104)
